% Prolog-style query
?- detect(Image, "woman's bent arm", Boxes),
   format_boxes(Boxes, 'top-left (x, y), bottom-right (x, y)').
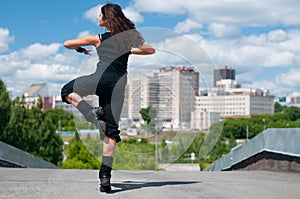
top-left (64, 35), bottom-right (100, 49)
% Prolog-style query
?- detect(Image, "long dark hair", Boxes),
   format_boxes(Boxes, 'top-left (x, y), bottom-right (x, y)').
top-left (101, 3), bottom-right (144, 50)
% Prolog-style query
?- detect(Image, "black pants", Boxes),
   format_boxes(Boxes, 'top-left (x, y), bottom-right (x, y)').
top-left (61, 68), bottom-right (127, 140)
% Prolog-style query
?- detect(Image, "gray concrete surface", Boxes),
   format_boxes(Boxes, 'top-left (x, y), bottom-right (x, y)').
top-left (0, 168), bottom-right (299, 199)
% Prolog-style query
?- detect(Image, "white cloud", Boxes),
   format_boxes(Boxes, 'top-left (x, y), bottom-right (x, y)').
top-left (208, 23), bottom-right (241, 38)
top-left (83, 4), bottom-right (102, 24)
top-left (175, 19), bottom-right (202, 33)
top-left (244, 68), bottom-right (300, 96)
top-left (131, 0), bottom-right (300, 29)
top-left (276, 68), bottom-right (300, 88)
top-left (131, 0), bottom-right (187, 14)
top-left (267, 29), bottom-right (288, 42)
top-left (203, 29), bottom-right (300, 68)
top-left (77, 31), bottom-right (91, 38)
top-left (19, 43), bottom-right (61, 60)
top-left (0, 28), bottom-right (14, 53)
top-left (123, 7), bottom-right (144, 24)
top-left (15, 63), bottom-right (74, 81)
top-left (264, 51), bottom-right (295, 67)
top-left (0, 42), bottom-right (84, 97)
top-left (131, 27), bottom-right (300, 96)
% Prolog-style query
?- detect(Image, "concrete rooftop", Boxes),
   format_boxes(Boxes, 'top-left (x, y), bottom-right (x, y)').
top-left (0, 168), bottom-right (299, 199)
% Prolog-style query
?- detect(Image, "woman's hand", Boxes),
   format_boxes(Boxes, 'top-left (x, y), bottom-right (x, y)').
top-left (83, 49), bottom-right (92, 55)
top-left (76, 47), bottom-right (92, 55)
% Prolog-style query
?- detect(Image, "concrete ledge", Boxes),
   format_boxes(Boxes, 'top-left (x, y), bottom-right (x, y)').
top-left (159, 164), bottom-right (200, 171)
top-left (0, 141), bottom-right (58, 169)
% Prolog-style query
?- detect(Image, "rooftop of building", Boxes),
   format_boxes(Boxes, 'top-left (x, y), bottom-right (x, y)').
top-left (21, 83), bottom-right (47, 97)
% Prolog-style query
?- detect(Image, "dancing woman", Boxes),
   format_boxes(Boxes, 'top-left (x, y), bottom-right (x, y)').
top-left (61, 3), bottom-right (155, 192)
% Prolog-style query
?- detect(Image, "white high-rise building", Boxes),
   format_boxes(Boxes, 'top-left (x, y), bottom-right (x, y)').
top-left (127, 74), bottom-right (158, 122)
top-left (125, 66), bottom-right (199, 129)
top-left (156, 66), bottom-right (199, 128)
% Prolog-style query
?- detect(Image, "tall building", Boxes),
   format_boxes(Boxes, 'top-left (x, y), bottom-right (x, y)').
top-left (22, 83), bottom-right (48, 98)
top-left (214, 66), bottom-right (235, 87)
top-left (127, 74), bottom-right (157, 122)
top-left (125, 66), bottom-right (199, 129)
top-left (156, 66), bottom-right (199, 128)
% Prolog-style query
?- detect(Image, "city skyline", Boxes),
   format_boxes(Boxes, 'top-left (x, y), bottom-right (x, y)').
top-left (0, 0), bottom-right (299, 98)
top-left (21, 66), bottom-right (276, 131)
top-left (16, 64), bottom-right (296, 99)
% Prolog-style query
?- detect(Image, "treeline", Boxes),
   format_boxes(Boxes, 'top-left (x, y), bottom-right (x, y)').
top-left (222, 104), bottom-right (300, 139)
top-left (0, 80), bottom-right (71, 165)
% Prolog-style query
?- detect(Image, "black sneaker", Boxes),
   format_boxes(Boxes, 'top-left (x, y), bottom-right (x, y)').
top-left (92, 107), bottom-right (106, 140)
top-left (99, 174), bottom-right (111, 193)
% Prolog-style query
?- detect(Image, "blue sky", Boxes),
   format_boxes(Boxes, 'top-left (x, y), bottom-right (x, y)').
top-left (0, 0), bottom-right (300, 98)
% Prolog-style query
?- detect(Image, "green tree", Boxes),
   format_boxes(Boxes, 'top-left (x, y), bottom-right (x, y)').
top-left (2, 97), bottom-right (28, 148)
top-left (36, 102), bottom-right (64, 164)
top-left (274, 102), bottom-right (283, 113)
top-left (285, 106), bottom-right (300, 121)
top-left (0, 79), bottom-right (11, 137)
top-left (140, 106), bottom-right (157, 134)
top-left (140, 106), bottom-right (156, 125)
top-left (45, 108), bottom-right (75, 131)
top-left (3, 96), bottom-right (64, 165)
top-left (61, 132), bottom-right (100, 169)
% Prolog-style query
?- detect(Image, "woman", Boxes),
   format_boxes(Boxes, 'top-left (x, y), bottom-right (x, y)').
top-left (61, 3), bottom-right (155, 193)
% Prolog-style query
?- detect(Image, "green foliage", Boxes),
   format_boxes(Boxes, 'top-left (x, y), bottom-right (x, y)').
top-left (45, 108), bottom-right (75, 131)
top-left (113, 138), bottom-right (156, 170)
top-left (185, 133), bottom-right (205, 156)
top-left (221, 107), bottom-right (300, 141)
top-left (2, 96), bottom-right (64, 165)
top-left (0, 82), bottom-right (66, 165)
top-left (2, 97), bottom-right (28, 149)
top-left (60, 132), bottom-right (100, 169)
top-left (274, 102), bottom-right (283, 113)
top-left (140, 105), bottom-right (156, 125)
top-left (284, 106), bottom-right (300, 121)
top-left (0, 80), bottom-right (11, 138)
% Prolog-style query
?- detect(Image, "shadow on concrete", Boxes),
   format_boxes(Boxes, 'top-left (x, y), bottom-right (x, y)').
top-left (109, 181), bottom-right (200, 194)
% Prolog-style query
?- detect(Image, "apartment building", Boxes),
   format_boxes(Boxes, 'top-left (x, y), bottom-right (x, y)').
top-left (195, 88), bottom-right (274, 119)
top-left (126, 66), bottom-right (199, 129)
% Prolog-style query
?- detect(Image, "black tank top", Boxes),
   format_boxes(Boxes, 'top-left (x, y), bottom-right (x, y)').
top-left (96, 32), bottom-right (131, 75)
